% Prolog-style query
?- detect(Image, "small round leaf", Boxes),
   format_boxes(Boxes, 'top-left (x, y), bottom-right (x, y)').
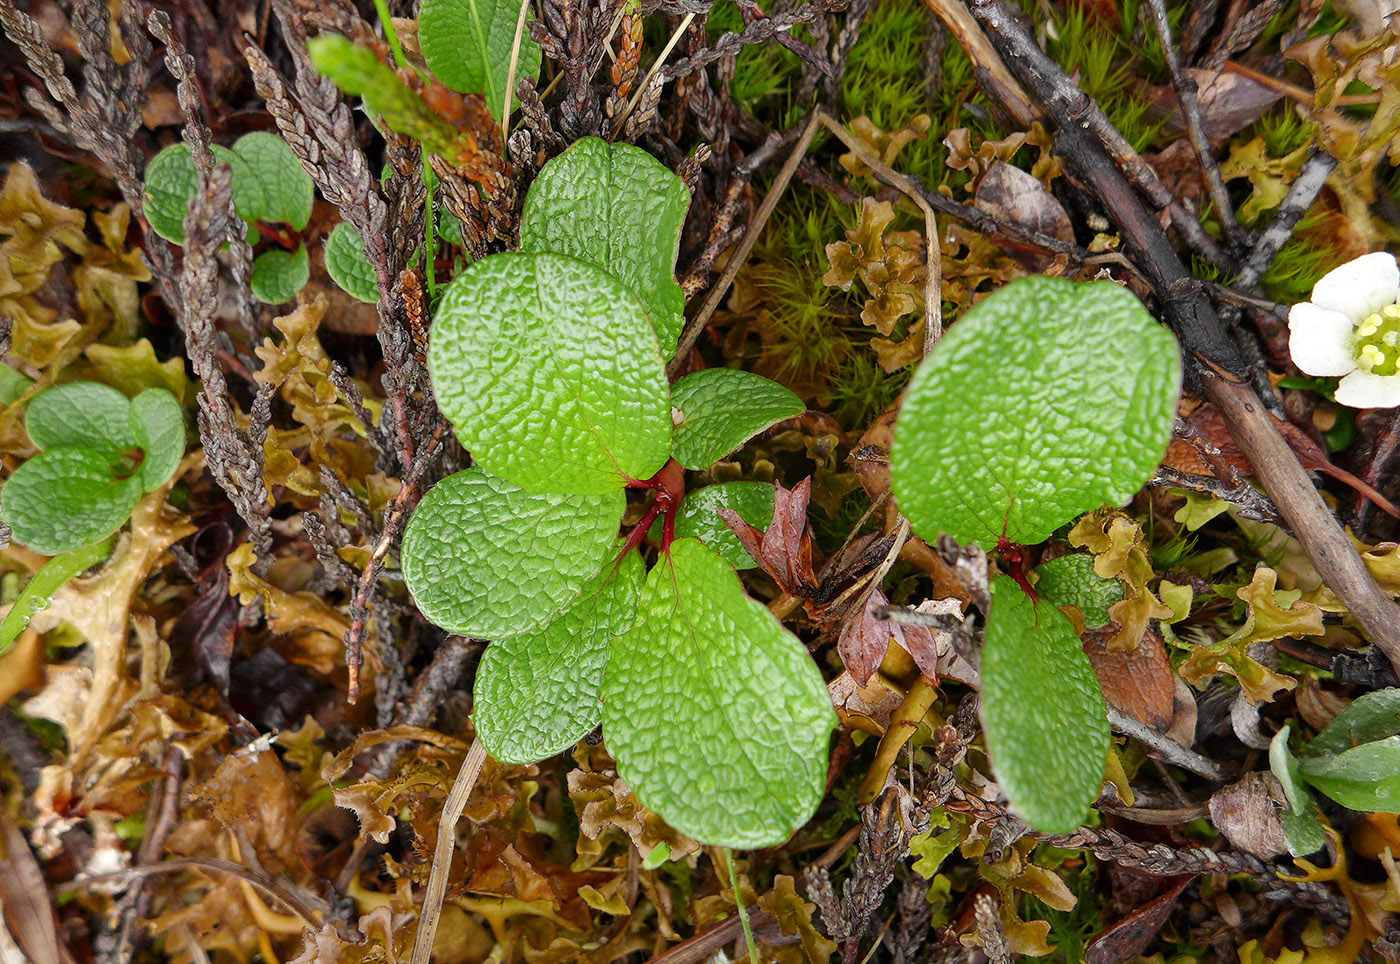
top-left (1, 447), bottom-right (141, 555)
top-left (670, 369), bottom-right (805, 470)
top-left (401, 467), bottom-right (625, 639)
top-left (891, 277), bottom-right (1181, 549)
top-left (128, 389), bottom-right (185, 491)
top-left (250, 245), bottom-right (310, 304)
top-left (649, 482), bottom-right (775, 570)
top-left (428, 252), bottom-right (671, 494)
top-left (25, 381), bottom-right (134, 458)
top-left (228, 132), bottom-right (314, 231)
top-left (325, 222), bottom-right (380, 303)
top-left (1033, 554), bottom-right (1123, 629)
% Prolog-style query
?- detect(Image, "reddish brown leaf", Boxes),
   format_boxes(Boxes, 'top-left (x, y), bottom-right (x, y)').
top-left (1208, 772), bottom-right (1289, 859)
top-left (1085, 877), bottom-right (1191, 964)
top-left (1082, 626), bottom-right (1175, 730)
top-left (719, 478), bottom-right (819, 596)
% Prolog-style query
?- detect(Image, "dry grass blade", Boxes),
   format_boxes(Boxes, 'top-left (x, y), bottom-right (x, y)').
top-left (409, 740), bottom-right (488, 964)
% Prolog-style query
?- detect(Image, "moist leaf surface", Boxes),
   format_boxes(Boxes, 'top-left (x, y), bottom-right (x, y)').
top-left (669, 369), bottom-right (805, 470)
top-left (891, 277), bottom-right (1181, 549)
top-left (649, 482), bottom-right (776, 570)
top-left (602, 538), bottom-right (837, 847)
top-left (401, 467), bottom-right (624, 639)
top-left (428, 252), bottom-right (671, 494)
top-left (519, 138), bottom-right (690, 356)
top-left (980, 574), bottom-right (1109, 833)
top-left (1, 447), bottom-right (141, 555)
top-left (419, 0), bottom-right (541, 116)
top-left (475, 550), bottom-right (642, 764)
top-left (128, 389), bottom-right (185, 491)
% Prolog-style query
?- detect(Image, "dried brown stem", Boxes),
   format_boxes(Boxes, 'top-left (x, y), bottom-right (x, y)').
top-left (409, 740), bottom-right (487, 964)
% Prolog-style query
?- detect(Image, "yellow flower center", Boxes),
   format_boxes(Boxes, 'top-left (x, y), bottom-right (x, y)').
top-left (1354, 304), bottom-right (1400, 377)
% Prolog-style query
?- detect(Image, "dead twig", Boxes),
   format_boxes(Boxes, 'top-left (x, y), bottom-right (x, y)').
top-left (1106, 706), bottom-right (1227, 782)
top-left (408, 740), bottom-right (488, 964)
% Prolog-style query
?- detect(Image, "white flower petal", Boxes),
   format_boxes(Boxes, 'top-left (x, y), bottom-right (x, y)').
top-left (1336, 369), bottom-right (1400, 409)
top-left (1288, 302), bottom-right (1357, 376)
top-left (1309, 252), bottom-right (1400, 320)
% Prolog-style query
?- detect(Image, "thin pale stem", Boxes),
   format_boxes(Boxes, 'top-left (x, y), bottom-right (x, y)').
top-left (409, 740), bottom-right (487, 964)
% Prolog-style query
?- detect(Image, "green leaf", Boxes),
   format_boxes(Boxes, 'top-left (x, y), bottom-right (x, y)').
top-left (429, 252), bottom-right (671, 494)
top-left (1269, 723), bottom-right (1326, 856)
top-left (519, 138), bottom-right (690, 356)
top-left (439, 208), bottom-right (464, 246)
top-left (143, 136), bottom-right (312, 243)
top-left (649, 482), bottom-right (775, 570)
top-left (25, 381), bottom-right (134, 459)
top-left (250, 245), bottom-right (310, 303)
top-left (142, 143), bottom-right (205, 243)
top-left (419, 0), bottom-right (541, 117)
top-left (1302, 688), bottom-right (1400, 758)
top-left (669, 369), bottom-right (805, 470)
top-left (1, 447), bottom-right (141, 555)
top-left (890, 277), bottom-right (1181, 550)
top-left (0, 535), bottom-right (114, 656)
top-left (226, 132), bottom-right (314, 231)
top-left (980, 574), bottom-right (1108, 833)
top-left (474, 549), bottom-right (643, 764)
top-left (1298, 737), bottom-right (1400, 812)
top-left (401, 467), bottom-right (624, 639)
top-left (1032, 554), bottom-right (1123, 629)
top-left (602, 538), bottom-right (837, 847)
top-left (0, 365), bottom-right (33, 404)
top-left (325, 222), bottom-right (380, 303)
top-left (127, 389), bottom-right (185, 492)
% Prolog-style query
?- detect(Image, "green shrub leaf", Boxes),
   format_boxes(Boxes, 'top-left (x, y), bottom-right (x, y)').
top-left (1298, 737), bottom-right (1400, 812)
top-left (649, 482), bottom-right (775, 570)
top-left (475, 549), bottom-right (643, 764)
top-left (250, 245), bottom-right (310, 303)
top-left (1302, 688), bottom-right (1400, 758)
top-left (1033, 554), bottom-right (1123, 629)
top-left (0, 366), bottom-right (32, 405)
top-left (519, 138), bottom-right (690, 355)
top-left (891, 277), bottom-right (1180, 549)
top-left (669, 369), bottom-right (805, 470)
top-left (429, 252), bottom-right (671, 494)
top-left (25, 381), bottom-right (133, 459)
top-left (981, 574), bottom-right (1108, 833)
top-left (1, 447), bottom-right (141, 555)
top-left (0, 535), bottom-right (114, 656)
top-left (128, 389), bottom-right (185, 492)
top-left (419, 0), bottom-right (541, 117)
top-left (602, 538), bottom-right (837, 847)
top-left (401, 467), bottom-right (624, 639)
top-left (325, 222), bottom-right (380, 303)
top-left (1269, 723), bottom-right (1326, 855)
top-left (225, 132), bottom-right (313, 231)
top-left (143, 135), bottom-right (312, 243)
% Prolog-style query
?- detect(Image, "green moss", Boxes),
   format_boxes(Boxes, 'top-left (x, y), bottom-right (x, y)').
top-left (1258, 209), bottom-right (1345, 304)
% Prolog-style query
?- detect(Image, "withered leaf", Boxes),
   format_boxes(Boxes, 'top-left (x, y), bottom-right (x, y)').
top-left (718, 477), bottom-right (818, 597)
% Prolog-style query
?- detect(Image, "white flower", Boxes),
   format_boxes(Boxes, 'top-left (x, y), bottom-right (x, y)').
top-left (1288, 251), bottom-right (1400, 408)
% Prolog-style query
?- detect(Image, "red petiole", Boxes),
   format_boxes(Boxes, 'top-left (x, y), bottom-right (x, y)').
top-left (618, 459), bottom-right (685, 558)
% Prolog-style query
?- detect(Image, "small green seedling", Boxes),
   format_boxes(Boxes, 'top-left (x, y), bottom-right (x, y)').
top-left (1271, 688), bottom-right (1400, 856)
top-left (890, 276), bottom-right (1182, 833)
top-left (402, 137), bottom-right (827, 848)
top-left (143, 132), bottom-right (314, 304)
top-left (0, 381), bottom-right (185, 652)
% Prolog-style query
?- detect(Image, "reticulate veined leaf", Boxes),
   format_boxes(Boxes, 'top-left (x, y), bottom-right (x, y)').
top-left (474, 549), bottom-right (643, 764)
top-left (1, 447), bottom-right (142, 555)
top-left (428, 252), bottom-right (672, 494)
top-left (419, 0), bottom-right (541, 118)
top-left (1033, 553), bottom-right (1123, 629)
top-left (325, 222), bottom-right (380, 303)
top-left (250, 245), bottom-right (310, 303)
top-left (1302, 688), bottom-right (1400, 758)
top-left (602, 538), bottom-right (837, 848)
top-left (25, 381), bottom-right (133, 459)
top-left (890, 277), bottom-right (1181, 550)
top-left (128, 389), bottom-right (185, 492)
top-left (519, 138), bottom-right (690, 356)
top-left (1297, 737), bottom-right (1400, 813)
top-left (669, 369), bottom-right (805, 470)
top-left (1269, 724), bottom-right (1326, 856)
top-left (648, 482), bottom-right (776, 570)
top-left (142, 134), bottom-right (312, 243)
top-left (980, 574), bottom-right (1109, 834)
top-left (400, 467), bottom-right (625, 639)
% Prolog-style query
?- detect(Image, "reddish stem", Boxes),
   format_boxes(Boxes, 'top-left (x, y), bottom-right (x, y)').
top-left (996, 536), bottom-right (1038, 601)
top-left (617, 459), bottom-right (687, 559)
